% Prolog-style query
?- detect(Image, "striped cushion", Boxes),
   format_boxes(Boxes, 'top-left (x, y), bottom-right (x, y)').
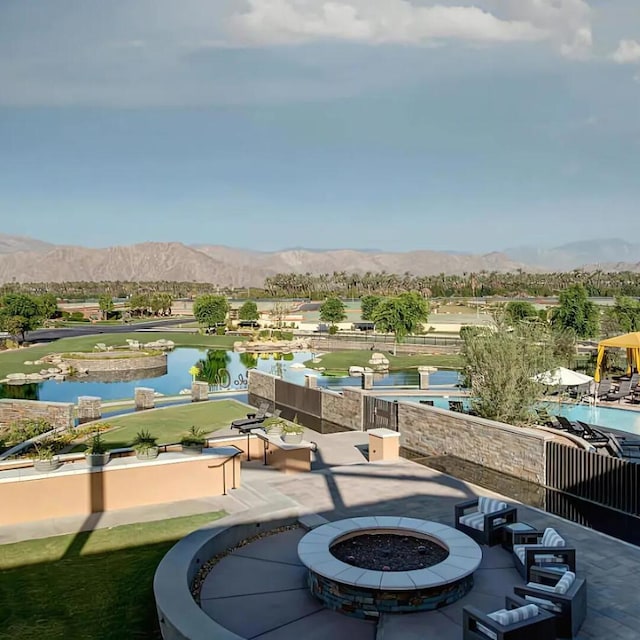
top-left (513, 545), bottom-right (526, 563)
top-left (554, 571), bottom-right (576, 594)
top-left (478, 496), bottom-right (508, 514)
top-left (489, 604), bottom-right (539, 626)
top-left (541, 528), bottom-right (565, 547)
top-left (475, 622), bottom-right (498, 640)
top-left (523, 594), bottom-right (562, 613)
top-left (459, 512), bottom-right (485, 531)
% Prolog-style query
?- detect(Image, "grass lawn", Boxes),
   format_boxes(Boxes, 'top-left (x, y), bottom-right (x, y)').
top-left (0, 511), bottom-right (225, 640)
top-left (77, 399), bottom-right (250, 450)
top-left (0, 331), bottom-right (242, 379)
top-left (304, 350), bottom-right (462, 373)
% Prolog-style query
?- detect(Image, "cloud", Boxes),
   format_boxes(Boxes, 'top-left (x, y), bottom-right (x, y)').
top-left (611, 39), bottom-right (640, 64)
top-left (229, 0), bottom-right (547, 46)
top-left (228, 0), bottom-right (594, 58)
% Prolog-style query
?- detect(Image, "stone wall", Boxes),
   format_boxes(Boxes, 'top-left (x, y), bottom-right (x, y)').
top-left (321, 389), bottom-right (363, 431)
top-left (248, 370), bottom-right (276, 402)
top-left (77, 396), bottom-right (101, 424)
top-left (135, 387), bottom-right (155, 410)
top-left (398, 403), bottom-right (549, 485)
top-left (0, 399), bottom-right (74, 429)
top-left (63, 351), bottom-right (167, 373)
top-left (191, 382), bottom-right (209, 402)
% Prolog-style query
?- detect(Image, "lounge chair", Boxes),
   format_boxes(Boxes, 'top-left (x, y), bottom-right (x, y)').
top-left (574, 421), bottom-right (610, 447)
top-left (512, 527), bottom-right (576, 581)
top-left (555, 416), bottom-right (583, 436)
top-left (449, 400), bottom-right (464, 413)
top-left (604, 380), bottom-right (632, 403)
top-left (231, 402), bottom-right (270, 429)
top-left (514, 568), bottom-right (587, 639)
top-left (463, 594), bottom-right (556, 640)
top-left (595, 379), bottom-right (613, 400)
top-left (455, 496), bottom-right (517, 546)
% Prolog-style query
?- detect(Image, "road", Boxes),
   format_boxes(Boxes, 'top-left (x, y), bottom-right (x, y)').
top-left (24, 318), bottom-right (190, 343)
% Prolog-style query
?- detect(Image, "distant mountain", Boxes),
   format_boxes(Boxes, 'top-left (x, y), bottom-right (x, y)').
top-left (0, 234), bottom-right (54, 255)
top-left (0, 234), bottom-right (529, 285)
top-left (505, 239), bottom-right (640, 271)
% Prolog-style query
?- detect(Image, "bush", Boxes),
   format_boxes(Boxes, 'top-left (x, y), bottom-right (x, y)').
top-left (5, 418), bottom-right (53, 446)
top-left (328, 325), bottom-right (338, 335)
top-left (216, 326), bottom-right (226, 336)
top-left (180, 425), bottom-right (206, 447)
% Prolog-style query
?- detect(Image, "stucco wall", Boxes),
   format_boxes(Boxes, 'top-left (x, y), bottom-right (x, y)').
top-left (0, 453), bottom-right (240, 526)
top-left (398, 402), bottom-right (549, 485)
top-left (0, 399), bottom-right (74, 429)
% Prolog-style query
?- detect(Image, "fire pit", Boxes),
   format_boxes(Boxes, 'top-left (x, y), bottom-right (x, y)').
top-left (297, 517), bottom-right (482, 619)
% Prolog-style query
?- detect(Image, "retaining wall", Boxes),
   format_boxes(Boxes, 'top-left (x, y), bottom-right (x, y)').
top-left (0, 399), bottom-right (74, 429)
top-left (63, 351), bottom-right (167, 372)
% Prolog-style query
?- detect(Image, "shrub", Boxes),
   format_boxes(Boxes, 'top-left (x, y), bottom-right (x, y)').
top-left (180, 425), bottom-right (206, 447)
top-left (5, 418), bottom-right (52, 445)
top-left (132, 429), bottom-right (158, 453)
top-left (86, 433), bottom-right (107, 455)
top-left (328, 325), bottom-right (338, 335)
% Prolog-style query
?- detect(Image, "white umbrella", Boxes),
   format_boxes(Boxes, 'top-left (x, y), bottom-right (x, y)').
top-left (533, 367), bottom-right (593, 387)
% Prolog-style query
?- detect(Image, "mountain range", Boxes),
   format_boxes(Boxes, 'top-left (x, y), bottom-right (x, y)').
top-left (1, 234), bottom-right (640, 286)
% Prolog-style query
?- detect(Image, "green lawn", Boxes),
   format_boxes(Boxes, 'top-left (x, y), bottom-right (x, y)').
top-left (304, 350), bottom-right (462, 373)
top-left (0, 332), bottom-right (242, 379)
top-left (78, 399), bottom-right (250, 450)
top-left (0, 511), bottom-right (225, 640)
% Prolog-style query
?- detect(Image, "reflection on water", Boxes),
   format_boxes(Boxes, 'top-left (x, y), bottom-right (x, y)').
top-left (0, 347), bottom-right (460, 404)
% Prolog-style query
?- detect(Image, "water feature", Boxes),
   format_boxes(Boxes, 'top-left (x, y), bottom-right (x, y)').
top-left (0, 348), bottom-right (459, 404)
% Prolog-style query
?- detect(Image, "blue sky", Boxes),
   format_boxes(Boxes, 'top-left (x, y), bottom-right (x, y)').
top-left (0, 0), bottom-right (639, 253)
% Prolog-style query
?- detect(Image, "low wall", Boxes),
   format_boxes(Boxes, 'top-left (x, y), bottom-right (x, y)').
top-left (63, 351), bottom-right (167, 372)
top-left (0, 399), bottom-right (74, 429)
top-left (321, 388), bottom-right (363, 431)
top-left (154, 510), bottom-right (299, 640)
top-left (398, 403), bottom-right (550, 485)
top-left (0, 450), bottom-right (240, 526)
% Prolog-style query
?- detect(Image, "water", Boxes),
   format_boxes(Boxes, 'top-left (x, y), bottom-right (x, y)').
top-left (0, 348), bottom-right (459, 404)
top-left (379, 395), bottom-right (640, 437)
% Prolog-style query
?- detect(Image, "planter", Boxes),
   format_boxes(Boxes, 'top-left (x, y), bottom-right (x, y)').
top-left (85, 452), bottom-right (110, 467)
top-left (34, 458), bottom-right (62, 473)
top-left (282, 432), bottom-right (304, 445)
top-left (181, 444), bottom-right (203, 456)
top-left (135, 446), bottom-right (159, 461)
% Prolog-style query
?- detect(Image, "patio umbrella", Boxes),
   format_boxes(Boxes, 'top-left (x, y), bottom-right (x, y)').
top-left (533, 367), bottom-right (593, 387)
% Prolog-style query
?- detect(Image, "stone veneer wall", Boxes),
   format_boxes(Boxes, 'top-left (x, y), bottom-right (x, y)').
top-left (398, 403), bottom-right (549, 485)
top-left (63, 352), bottom-right (167, 373)
top-left (321, 389), bottom-right (363, 431)
top-left (0, 399), bottom-right (74, 429)
top-left (248, 370), bottom-right (276, 403)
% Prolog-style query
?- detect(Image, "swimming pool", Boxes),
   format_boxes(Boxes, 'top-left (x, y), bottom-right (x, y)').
top-left (376, 395), bottom-right (640, 437)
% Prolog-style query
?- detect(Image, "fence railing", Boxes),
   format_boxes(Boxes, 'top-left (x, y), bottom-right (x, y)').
top-left (546, 441), bottom-right (639, 515)
top-left (363, 396), bottom-right (398, 431)
top-left (275, 378), bottom-right (322, 418)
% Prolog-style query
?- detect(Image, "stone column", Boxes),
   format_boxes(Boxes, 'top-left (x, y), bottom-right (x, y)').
top-left (77, 396), bottom-right (101, 424)
top-left (418, 366), bottom-right (437, 390)
top-left (135, 387), bottom-right (155, 411)
top-left (191, 381), bottom-right (209, 402)
top-left (362, 372), bottom-right (373, 390)
top-left (368, 428), bottom-right (400, 462)
top-left (304, 374), bottom-right (318, 389)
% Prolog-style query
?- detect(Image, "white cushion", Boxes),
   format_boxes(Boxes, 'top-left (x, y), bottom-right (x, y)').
top-left (523, 594), bottom-right (562, 613)
top-left (478, 496), bottom-right (508, 514)
top-left (513, 545), bottom-right (526, 563)
top-left (488, 604), bottom-right (539, 626)
top-left (526, 582), bottom-right (555, 593)
top-left (459, 512), bottom-right (485, 531)
top-left (554, 571), bottom-right (576, 594)
top-left (541, 528), bottom-right (565, 547)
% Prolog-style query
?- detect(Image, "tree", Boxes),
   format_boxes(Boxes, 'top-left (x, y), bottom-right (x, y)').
top-left (238, 301), bottom-right (259, 322)
top-left (270, 301), bottom-right (290, 329)
top-left (193, 295), bottom-right (229, 330)
top-left (461, 320), bottom-right (558, 426)
top-left (319, 297), bottom-right (346, 327)
top-left (38, 293), bottom-right (59, 319)
top-left (551, 285), bottom-right (599, 338)
top-left (98, 294), bottom-right (114, 320)
top-left (360, 295), bottom-right (381, 321)
top-left (371, 292), bottom-right (429, 355)
top-left (504, 301), bottom-right (537, 325)
top-left (602, 296), bottom-right (640, 336)
top-left (0, 293), bottom-right (43, 341)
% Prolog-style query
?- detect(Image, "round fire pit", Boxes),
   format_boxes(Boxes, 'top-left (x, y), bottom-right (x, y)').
top-left (297, 517), bottom-right (482, 619)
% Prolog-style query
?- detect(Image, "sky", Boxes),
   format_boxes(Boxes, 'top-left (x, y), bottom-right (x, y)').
top-left (0, 0), bottom-right (639, 253)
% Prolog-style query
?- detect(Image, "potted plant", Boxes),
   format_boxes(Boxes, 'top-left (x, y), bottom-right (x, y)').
top-left (32, 437), bottom-right (62, 473)
top-left (263, 416), bottom-right (285, 437)
top-left (180, 425), bottom-right (206, 455)
top-left (132, 429), bottom-right (159, 460)
top-left (281, 418), bottom-right (305, 445)
top-left (85, 433), bottom-right (110, 467)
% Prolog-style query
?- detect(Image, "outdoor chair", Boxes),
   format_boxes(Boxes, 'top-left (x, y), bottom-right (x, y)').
top-left (604, 379), bottom-right (632, 402)
top-left (574, 421), bottom-right (609, 447)
top-left (449, 400), bottom-right (464, 412)
top-left (419, 400), bottom-right (434, 406)
top-left (463, 594), bottom-right (556, 640)
top-left (455, 496), bottom-right (517, 546)
top-left (231, 402), bottom-right (270, 429)
top-left (514, 569), bottom-right (587, 639)
top-left (555, 416), bottom-right (582, 435)
top-left (595, 379), bottom-right (613, 400)
top-left (512, 527), bottom-right (576, 581)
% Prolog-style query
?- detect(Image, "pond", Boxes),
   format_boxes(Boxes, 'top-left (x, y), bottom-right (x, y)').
top-left (0, 348), bottom-right (461, 404)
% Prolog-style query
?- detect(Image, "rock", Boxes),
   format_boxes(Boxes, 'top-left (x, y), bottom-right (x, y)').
top-left (23, 360), bottom-right (34, 366)
top-left (48, 368), bottom-right (60, 374)
top-left (26, 373), bottom-right (44, 381)
top-left (289, 363), bottom-right (305, 369)
top-left (53, 374), bottom-right (65, 381)
top-left (6, 372), bottom-right (26, 380)
top-left (349, 366), bottom-right (365, 376)
top-left (34, 360), bottom-right (43, 365)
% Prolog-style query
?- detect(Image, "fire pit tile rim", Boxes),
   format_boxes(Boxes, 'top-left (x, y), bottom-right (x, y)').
top-left (354, 569), bottom-right (384, 589)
